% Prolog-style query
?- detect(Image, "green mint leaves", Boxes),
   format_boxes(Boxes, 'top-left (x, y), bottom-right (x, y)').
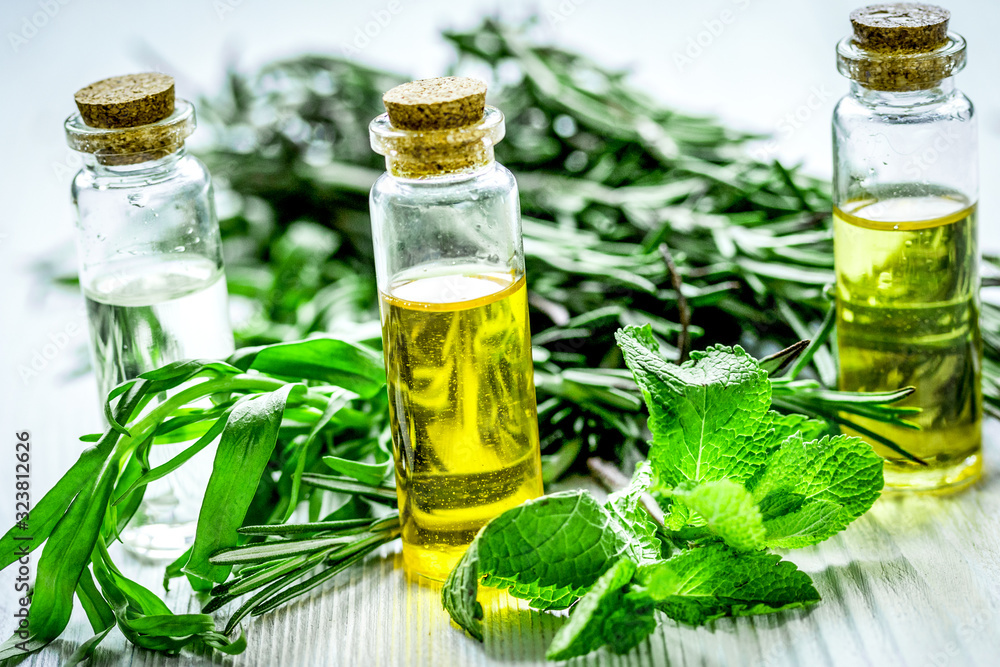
top-left (546, 558), bottom-right (656, 660)
top-left (639, 544), bottom-right (820, 625)
top-left (442, 326), bottom-right (884, 659)
top-left (617, 326), bottom-right (883, 551)
top-left (616, 326), bottom-right (773, 487)
top-left (442, 491), bottom-right (643, 641)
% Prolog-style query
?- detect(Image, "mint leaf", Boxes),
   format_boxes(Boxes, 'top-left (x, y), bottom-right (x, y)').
top-left (605, 464), bottom-right (663, 564)
top-left (442, 491), bottom-right (639, 640)
top-left (618, 327), bottom-right (880, 550)
top-left (443, 334), bottom-right (887, 661)
top-left (615, 327), bottom-right (771, 487)
top-left (546, 558), bottom-right (657, 660)
top-left (752, 434), bottom-right (883, 548)
top-left (640, 543), bottom-right (820, 625)
top-left (441, 542), bottom-right (485, 640)
top-left (671, 480), bottom-right (765, 551)
top-left (761, 499), bottom-right (848, 548)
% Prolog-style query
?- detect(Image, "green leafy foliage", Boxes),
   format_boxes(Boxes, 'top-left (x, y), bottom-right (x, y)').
top-left (443, 491), bottom-right (640, 640)
top-left (615, 328), bottom-right (772, 487)
top-left (183, 385), bottom-right (300, 584)
top-left (639, 544), bottom-right (820, 624)
top-left (174, 16), bottom-right (924, 477)
top-left (670, 480), bottom-right (765, 551)
top-left (442, 332), bottom-right (883, 660)
top-left (546, 558), bottom-right (657, 660)
top-left (617, 325), bottom-right (884, 551)
top-left (751, 434), bottom-right (884, 548)
top-left (0, 340), bottom-right (398, 661)
top-left (604, 464), bottom-right (663, 564)
top-left (10, 17), bottom-right (922, 664)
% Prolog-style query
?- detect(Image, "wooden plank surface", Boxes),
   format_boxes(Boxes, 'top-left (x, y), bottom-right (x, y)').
top-left (4, 421), bottom-right (1000, 666)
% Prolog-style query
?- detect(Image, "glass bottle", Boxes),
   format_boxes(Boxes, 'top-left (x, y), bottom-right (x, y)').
top-left (65, 73), bottom-right (235, 557)
top-left (369, 77), bottom-right (544, 579)
top-left (833, 5), bottom-right (979, 492)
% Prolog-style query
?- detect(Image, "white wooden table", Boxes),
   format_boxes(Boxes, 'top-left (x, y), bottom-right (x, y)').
top-left (5, 420), bottom-right (1000, 667)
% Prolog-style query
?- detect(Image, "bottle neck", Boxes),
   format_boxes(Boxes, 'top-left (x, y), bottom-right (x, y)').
top-left (370, 106), bottom-right (506, 180)
top-left (385, 155), bottom-right (497, 184)
top-left (83, 144), bottom-right (187, 180)
top-left (849, 77), bottom-right (956, 108)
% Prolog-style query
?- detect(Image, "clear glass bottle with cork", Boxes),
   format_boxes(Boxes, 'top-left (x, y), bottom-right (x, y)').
top-left (833, 4), bottom-right (980, 492)
top-left (368, 77), bottom-right (544, 579)
top-left (65, 73), bottom-right (235, 557)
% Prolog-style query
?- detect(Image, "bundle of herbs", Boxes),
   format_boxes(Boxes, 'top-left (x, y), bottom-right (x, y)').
top-left (6, 16), bottom-right (946, 664)
top-left (0, 332), bottom-right (892, 663)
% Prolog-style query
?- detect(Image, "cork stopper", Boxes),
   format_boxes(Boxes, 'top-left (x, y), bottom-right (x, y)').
top-left (371, 77), bottom-right (503, 179)
top-left (837, 3), bottom-right (965, 91)
top-left (382, 77), bottom-right (487, 131)
top-left (74, 73), bottom-right (175, 129)
top-left (850, 4), bottom-right (950, 53)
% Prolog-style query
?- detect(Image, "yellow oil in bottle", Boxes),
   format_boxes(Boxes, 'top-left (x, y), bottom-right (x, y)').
top-left (381, 270), bottom-right (544, 579)
top-left (834, 188), bottom-right (982, 492)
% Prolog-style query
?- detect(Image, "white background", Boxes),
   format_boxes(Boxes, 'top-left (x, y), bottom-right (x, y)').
top-left (0, 0), bottom-right (997, 627)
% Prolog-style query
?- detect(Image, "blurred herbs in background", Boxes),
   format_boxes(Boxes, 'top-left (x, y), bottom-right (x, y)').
top-left (190, 18), bottom-right (919, 478)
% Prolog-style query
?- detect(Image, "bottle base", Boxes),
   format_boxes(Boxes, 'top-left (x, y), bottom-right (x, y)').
top-left (119, 520), bottom-right (197, 562)
top-left (882, 452), bottom-right (982, 495)
top-left (402, 543), bottom-right (468, 582)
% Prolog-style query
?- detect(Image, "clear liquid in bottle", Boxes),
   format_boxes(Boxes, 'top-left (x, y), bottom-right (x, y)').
top-left (83, 254), bottom-right (234, 559)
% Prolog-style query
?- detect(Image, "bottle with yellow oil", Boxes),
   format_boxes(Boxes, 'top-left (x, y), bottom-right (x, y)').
top-left (368, 77), bottom-right (544, 578)
top-left (834, 4), bottom-right (980, 492)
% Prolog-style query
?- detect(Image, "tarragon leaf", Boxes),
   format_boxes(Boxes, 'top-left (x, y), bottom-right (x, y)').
top-left (616, 326), bottom-right (771, 487)
top-left (228, 337), bottom-right (385, 398)
top-left (442, 491), bottom-right (636, 641)
top-left (751, 434), bottom-right (883, 548)
top-left (184, 385), bottom-right (301, 583)
top-left (640, 543), bottom-right (819, 625)
top-left (671, 480), bottom-right (765, 552)
top-left (546, 558), bottom-right (657, 660)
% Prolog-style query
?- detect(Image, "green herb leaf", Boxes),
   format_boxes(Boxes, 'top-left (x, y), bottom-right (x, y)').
top-left (752, 434), bottom-right (883, 548)
top-left (615, 326), bottom-right (771, 487)
top-left (670, 480), bottom-right (765, 552)
top-left (322, 455), bottom-right (392, 485)
top-left (639, 543), bottom-right (820, 625)
top-left (184, 384), bottom-right (300, 583)
top-left (442, 491), bottom-right (639, 640)
top-left (545, 558), bottom-right (657, 660)
top-left (0, 382), bottom-right (148, 570)
top-left (0, 468), bottom-right (116, 659)
top-left (604, 464), bottom-right (663, 564)
top-left (620, 326), bottom-right (882, 550)
top-left (228, 338), bottom-right (385, 398)
top-left (64, 627), bottom-right (114, 667)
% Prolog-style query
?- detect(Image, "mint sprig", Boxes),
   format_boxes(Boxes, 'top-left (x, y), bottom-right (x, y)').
top-left (442, 325), bottom-right (884, 659)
